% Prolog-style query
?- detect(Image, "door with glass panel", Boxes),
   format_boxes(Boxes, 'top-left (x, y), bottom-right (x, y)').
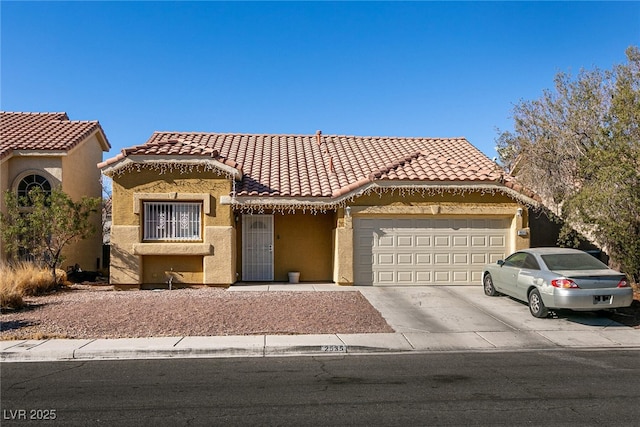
top-left (242, 214), bottom-right (274, 281)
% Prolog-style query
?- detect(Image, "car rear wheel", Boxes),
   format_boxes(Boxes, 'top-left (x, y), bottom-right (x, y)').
top-left (528, 289), bottom-right (548, 318)
top-left (483, 274), bottom-right (497, 296)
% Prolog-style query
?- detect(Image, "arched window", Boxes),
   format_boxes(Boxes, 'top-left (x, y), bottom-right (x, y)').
top-left (17, 174), bottom-right (52, 205)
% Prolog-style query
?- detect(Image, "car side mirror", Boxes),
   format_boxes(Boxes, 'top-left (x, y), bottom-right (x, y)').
top-left (497, 260), bottom-right (505, 267)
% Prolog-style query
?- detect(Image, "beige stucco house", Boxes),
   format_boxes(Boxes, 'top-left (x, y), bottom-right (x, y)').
top-left (100, 130), bottom-right (539, 289)
top-left (0, 111), bottom-right (111, 270)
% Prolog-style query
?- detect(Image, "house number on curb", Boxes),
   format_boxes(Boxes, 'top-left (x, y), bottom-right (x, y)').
top-left (321, 345), bottom-right (347, 352)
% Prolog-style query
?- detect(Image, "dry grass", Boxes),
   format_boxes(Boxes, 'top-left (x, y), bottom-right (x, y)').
top-left (0, 262), bottom-right (67, 311)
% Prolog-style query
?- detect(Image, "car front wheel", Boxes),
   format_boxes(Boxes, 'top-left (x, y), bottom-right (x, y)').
top-left (483, 274), bottom-right (497, 296)
top-left (528, 289), bottom-right (548, 318)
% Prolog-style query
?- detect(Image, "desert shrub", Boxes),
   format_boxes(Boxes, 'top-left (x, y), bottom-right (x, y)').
top-left (0, 262), bottom-right (67, 308)
top-left (0, 280), bottom-right (24, 311)
top-left (0, 263), bottom-right (24, 310)
top-left (1, 291), bottom-right (24, 310)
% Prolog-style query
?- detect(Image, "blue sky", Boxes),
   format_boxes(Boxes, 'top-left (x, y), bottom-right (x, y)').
top-left (2, 1), bottom-right (638, 159)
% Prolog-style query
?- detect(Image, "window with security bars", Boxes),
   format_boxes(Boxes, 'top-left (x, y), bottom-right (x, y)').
top-left (143, 202), bottom-right (202, 241)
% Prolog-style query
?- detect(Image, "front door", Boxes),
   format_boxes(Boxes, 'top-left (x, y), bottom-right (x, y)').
top-left (242, 214), bottom-right (274, 281)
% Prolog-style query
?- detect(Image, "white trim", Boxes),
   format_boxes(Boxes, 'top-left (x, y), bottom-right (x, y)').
top-left (11, 150), bottom-right (68, 157)
top-left (242, 214), bottom-right (274, 281)
top-left (102, 156), bottom-right (242, 181)
top-left (11, 169), bottom-right (58, 192)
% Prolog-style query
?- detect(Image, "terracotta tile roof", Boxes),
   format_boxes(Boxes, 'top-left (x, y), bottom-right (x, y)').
top-left (0, 111), bottom-right (111, 160)
top-left (101, 131), bottom-right (537, 202)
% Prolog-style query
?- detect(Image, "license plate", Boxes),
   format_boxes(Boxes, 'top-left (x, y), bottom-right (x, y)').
top-left (593, 295), bottom-right (612, 304)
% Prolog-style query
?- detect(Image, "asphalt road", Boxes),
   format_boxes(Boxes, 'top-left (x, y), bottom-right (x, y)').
top-left (2, 350), bottom-right (639, 426)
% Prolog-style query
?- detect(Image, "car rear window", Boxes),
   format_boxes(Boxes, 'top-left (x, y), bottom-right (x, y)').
top-left (541, 253), bottom-right (608, 271)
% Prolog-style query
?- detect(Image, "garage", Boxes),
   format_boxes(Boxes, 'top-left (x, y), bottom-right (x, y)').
top-left (353, 217), bottom-right (511, 286)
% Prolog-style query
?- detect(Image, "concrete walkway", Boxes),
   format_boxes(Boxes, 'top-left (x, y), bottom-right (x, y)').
top-left (2, 285), bottom-right (639, 362)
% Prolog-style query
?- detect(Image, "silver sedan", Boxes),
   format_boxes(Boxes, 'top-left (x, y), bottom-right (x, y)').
top-left (482, 248), bottom-right (633, 318)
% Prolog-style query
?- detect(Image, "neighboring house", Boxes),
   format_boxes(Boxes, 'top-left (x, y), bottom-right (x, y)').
top-left (99, 131), bottom-right (539, 289)
top-left (0, 111), bottom-right (111, 270)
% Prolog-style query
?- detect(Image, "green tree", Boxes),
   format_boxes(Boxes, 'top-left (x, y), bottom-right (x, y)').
top-left (497, 46), bottom-right (640, 281)
top-left (0, 187), bottom-right (102, 286)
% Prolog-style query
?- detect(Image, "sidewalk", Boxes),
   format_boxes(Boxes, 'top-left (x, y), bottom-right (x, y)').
top-left (2, 284), bottom-right (639, 362)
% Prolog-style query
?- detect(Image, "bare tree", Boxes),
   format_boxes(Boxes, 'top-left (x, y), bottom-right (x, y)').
top-left (496, 46), bottom-right (640, 281)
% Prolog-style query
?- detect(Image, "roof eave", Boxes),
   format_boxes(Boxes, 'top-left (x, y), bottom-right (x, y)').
top-left (93, 127), bottom-right (111, 152)
top-left (100, 155), bottom-right (243, 181)
top-left (228, 181), bottom-right (540, 210)
top-left (10, 150), bottom-right (68, 157)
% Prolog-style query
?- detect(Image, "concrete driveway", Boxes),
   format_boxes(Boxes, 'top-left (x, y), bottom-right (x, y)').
top-left (358, 285), bottom-right (640, 350)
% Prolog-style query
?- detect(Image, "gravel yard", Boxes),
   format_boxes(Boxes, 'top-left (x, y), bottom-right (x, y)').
top-left (0, 285), bottom-right (394, 340)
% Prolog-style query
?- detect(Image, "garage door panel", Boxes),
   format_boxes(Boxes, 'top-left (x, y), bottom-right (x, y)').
top-left (471, 271), bottom-right (483, 282)
top-left (471, 253), bottom-right (488, 265)
top-left (415, 271), bottom-right (432, 283)
top-left (354, 217), bottom-right (509, 286)
top-left (434, 271), bottom-right (450, 282)
top-left (453, 271), bottom-right (469, 282)
top-left (453, 253), bottom-right (468, 264)
top-left (434, 253), bottom-right (450, 264)
top-left (377, 271), bottom-right (395, 284)
top-left (397, 236), bottom-right (413, 247)
top-left (397, 271), bottom-right (414, 283)
top-left (416, 236), bottom-right (432, 247)
top-left (377, 253), bottom-right (394, 265)
top-left (471, 235), bottom-right (487, 247)
top-left (434, 236), bottom-right (450, 247)
top-left (453, 236), bottom-right (469, 247)
top-left (397, 253), bottom-right (413, 265)
top-left (489, 252), bottom-right (505, 263)
top-left (416, 253), bottom-right (431, 265)
top-left (378, 235), bottom-right (394, 247)
top-left (489, 235), bottom-right (505, 246)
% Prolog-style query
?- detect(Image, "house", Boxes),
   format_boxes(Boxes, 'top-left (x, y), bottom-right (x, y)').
top-left (99, 131), bottom-right (539, 289)
top-left (0, 111), bottom-right (111, 270)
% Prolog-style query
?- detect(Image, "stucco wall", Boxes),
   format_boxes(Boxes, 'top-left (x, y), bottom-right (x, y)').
top-left (112, 169), bottom-right (232, 226)
top-left (7, 156), bottom-right (63, 187)
top-left (274, 213), bottom-right (334, 282)
top-left (143, 255), bottom-right (203, 284)
top-left (109, 167), bottom-right (236, 287)
top-left (61, 135), bottom-right (105, 270)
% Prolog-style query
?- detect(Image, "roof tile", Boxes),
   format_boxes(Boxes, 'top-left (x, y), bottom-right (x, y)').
top-left (0, 111), bottom-right (110, 159)
top-left (101, 131), bottom-right (523, 200)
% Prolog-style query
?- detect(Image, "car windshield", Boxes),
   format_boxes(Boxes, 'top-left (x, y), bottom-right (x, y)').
top-left (541, 252), bottom-right (609, 271)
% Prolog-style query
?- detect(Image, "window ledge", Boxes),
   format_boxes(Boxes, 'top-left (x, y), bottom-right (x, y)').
top-left (133, 243), bottom-right (213, 256)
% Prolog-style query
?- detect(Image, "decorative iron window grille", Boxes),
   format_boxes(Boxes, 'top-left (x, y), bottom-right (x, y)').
top-left (143, 202), bottom-right (201, 241)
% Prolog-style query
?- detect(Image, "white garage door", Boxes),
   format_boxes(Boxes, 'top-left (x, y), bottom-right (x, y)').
top-left (353, 217), bottom-right (510, 286)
